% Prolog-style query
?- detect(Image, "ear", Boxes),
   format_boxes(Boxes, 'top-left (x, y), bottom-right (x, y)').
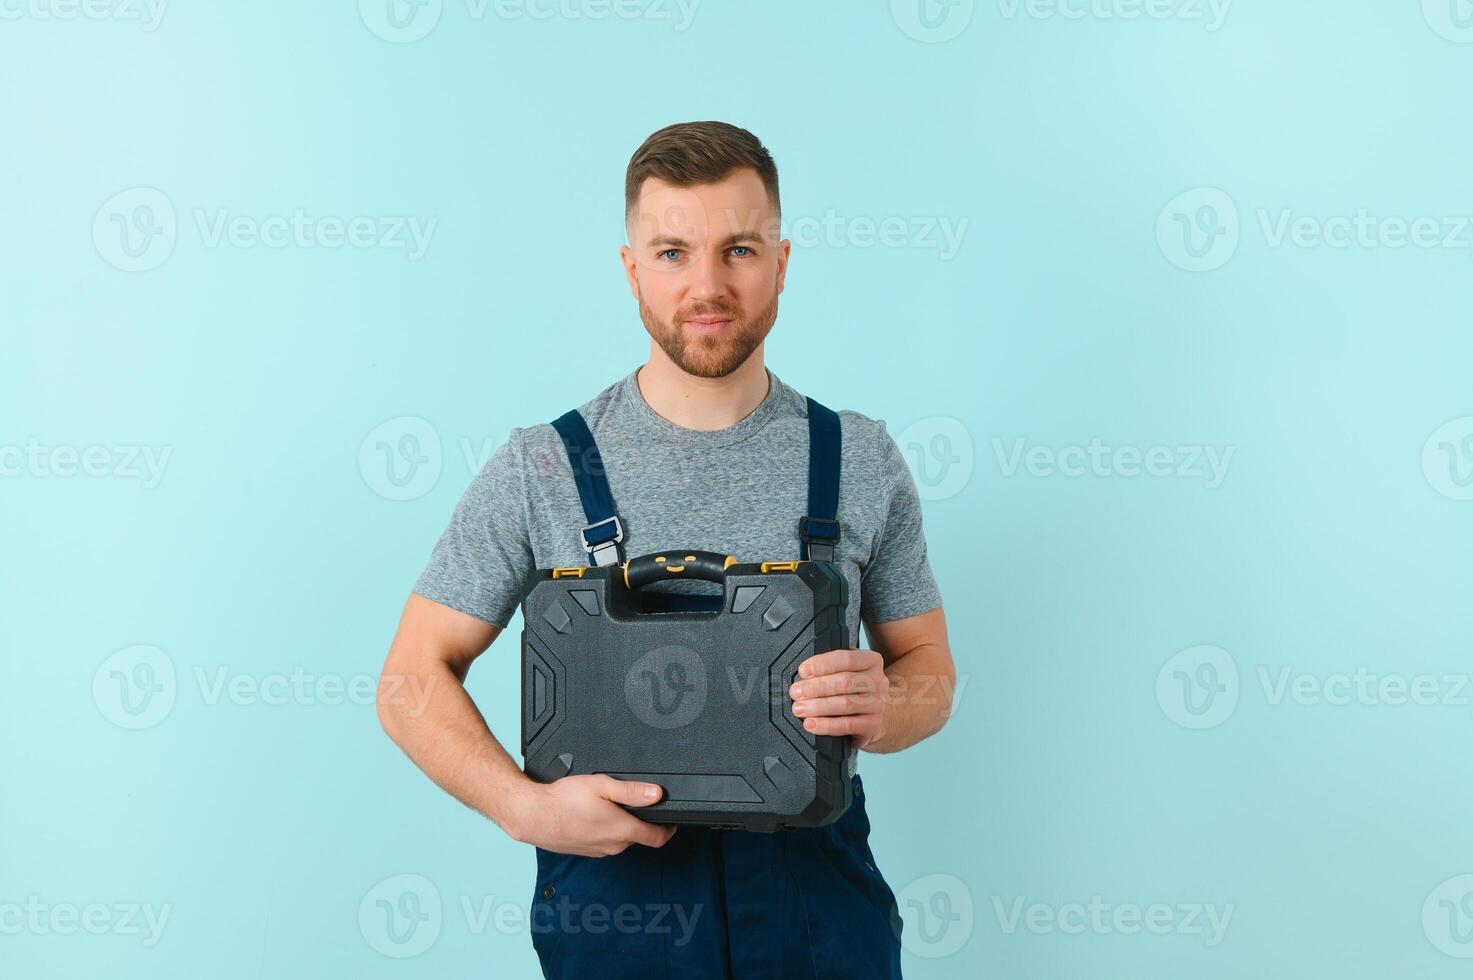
top-left (775, 238), bottom-right (791, 295)
top-left (618, 243), bottom-right (640, 300)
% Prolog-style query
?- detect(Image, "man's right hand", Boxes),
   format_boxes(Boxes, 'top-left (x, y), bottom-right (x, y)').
top-left (509, 774), bottom-right (678, 857)
top-left (377, 596), bottom-right (676, 859)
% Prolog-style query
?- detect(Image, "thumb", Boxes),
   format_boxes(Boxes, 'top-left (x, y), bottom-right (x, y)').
top-left (598, 776), bottom-right (664, 808)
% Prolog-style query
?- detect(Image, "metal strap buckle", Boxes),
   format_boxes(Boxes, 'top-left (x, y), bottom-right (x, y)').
top-left (581, 515), bottom-right (624, 567)
top-left (799, 516), bottom-right (840, 562)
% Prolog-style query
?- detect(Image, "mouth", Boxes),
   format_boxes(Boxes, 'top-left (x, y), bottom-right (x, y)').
top-left (684, 316), bottom-right (734, 334)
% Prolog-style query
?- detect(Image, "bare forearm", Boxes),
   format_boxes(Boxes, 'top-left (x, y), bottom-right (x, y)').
top-left (863, 643), bottom-right (956, 754)
top-left (377, 661), bottom-right (533, 836)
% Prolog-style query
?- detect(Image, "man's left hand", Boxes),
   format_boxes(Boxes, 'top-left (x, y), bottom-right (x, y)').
top-left (788, 648), bottom-right (889, 750)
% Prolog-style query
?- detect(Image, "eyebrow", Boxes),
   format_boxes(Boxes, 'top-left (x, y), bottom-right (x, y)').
top-left (645, 232), bottom-right (764, 250)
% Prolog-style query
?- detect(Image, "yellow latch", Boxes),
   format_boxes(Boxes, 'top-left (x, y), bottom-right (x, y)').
top-left (550, 566), bottom-right (587, 579)
top-left (760, 561), bottom-right (802, 574)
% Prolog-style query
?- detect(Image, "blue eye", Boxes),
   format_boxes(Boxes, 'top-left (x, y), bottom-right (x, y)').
top-left (730, 246), bottom-right (752, 257)
top-left (657, 249), bottom-right (682, 261)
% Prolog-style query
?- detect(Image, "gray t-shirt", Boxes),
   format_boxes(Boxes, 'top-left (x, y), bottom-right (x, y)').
top-left (413, 366), bottom-right (943, 644)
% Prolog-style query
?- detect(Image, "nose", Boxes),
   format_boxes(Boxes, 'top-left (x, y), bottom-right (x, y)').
top-left (688, 247), bottom-right (729, 303)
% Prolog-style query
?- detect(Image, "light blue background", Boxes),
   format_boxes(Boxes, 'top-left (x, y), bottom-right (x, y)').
top-left (4, 1), bottom-right (1473, 977)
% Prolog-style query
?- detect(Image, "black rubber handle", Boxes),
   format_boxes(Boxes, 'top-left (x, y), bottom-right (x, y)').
top-left (624, 550), bottom-right (735, 590)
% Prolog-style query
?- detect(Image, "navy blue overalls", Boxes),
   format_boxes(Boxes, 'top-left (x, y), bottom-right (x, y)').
top-left (527, 397), bottom-right (904, 979)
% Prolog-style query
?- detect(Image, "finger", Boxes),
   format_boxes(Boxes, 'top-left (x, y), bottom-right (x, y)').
top-left (798, 648), bottom-right (879, 679)
top-left (624, 816), bottom-right (674, 849)
top-left (796, 650), bottom-right (855, 679)
top-left (790, 670), bottom-right (878, 700)
top-left (599, 776), bottom-right (664, 807)
top-left (792, 692), bottom-right (877, 718)
top-left (801, 713), bottom-right (876, 737)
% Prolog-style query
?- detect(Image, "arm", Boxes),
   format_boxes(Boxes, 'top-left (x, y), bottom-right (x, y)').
top-left (377, 593), bottom-right (676, 856)
top-left (788, 606), bottom-right (955, 754)
top-left (376, 594), bottom-right (525, 830)
top-left (788, 419), bottom-right (953, 753)
top-left (863, 606), bottom-right (955, 753)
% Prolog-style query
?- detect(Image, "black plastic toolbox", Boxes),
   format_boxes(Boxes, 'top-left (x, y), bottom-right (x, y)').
top-left (520, 550), bottom-right (855, 832)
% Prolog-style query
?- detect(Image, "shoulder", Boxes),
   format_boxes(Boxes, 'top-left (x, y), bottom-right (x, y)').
top-left (833, 407), bottom-right (889, 449)
top-left (781, 377), bottom-right (889, 446)
top-left (792, 385), bottom-right (906, 495)
top-left (796, 387), bottom-right (896, 469)
top-left (497, 373), bottom-right (627, 477)
top-left (838, 409), bottom-right (907, 493)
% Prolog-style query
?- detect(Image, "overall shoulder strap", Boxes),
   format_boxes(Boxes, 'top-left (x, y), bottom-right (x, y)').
top-left (799, 396), bottom-right (842, 562)
top-left (550, 409), bottom-right (625, 566)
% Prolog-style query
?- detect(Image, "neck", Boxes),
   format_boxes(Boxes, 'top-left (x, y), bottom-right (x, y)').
top-left (636, 343), bottom-right (770, 431)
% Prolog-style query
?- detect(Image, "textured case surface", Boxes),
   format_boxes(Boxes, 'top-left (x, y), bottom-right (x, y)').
top-left (520, 560), bottom-right (854, 832)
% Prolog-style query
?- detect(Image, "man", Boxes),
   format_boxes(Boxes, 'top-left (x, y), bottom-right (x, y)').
top-left (377, 120), bottom-right (955, 978)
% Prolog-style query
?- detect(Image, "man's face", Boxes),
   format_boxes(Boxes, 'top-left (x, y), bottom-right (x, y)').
top-left (620, 168), bottom-right (790, 378)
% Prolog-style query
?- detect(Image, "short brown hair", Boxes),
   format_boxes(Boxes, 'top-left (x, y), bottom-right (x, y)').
top-left (624, 121), bottom-right (780, 224)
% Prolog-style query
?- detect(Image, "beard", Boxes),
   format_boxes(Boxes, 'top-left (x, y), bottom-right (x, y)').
top-left (638, 290), bottom-right (778, 379)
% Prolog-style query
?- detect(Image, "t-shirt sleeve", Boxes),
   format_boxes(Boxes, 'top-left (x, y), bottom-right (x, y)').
top-left (860, 426), bottom-right (944, 626)
top-left (412, 427), bottom-right (536, 629)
